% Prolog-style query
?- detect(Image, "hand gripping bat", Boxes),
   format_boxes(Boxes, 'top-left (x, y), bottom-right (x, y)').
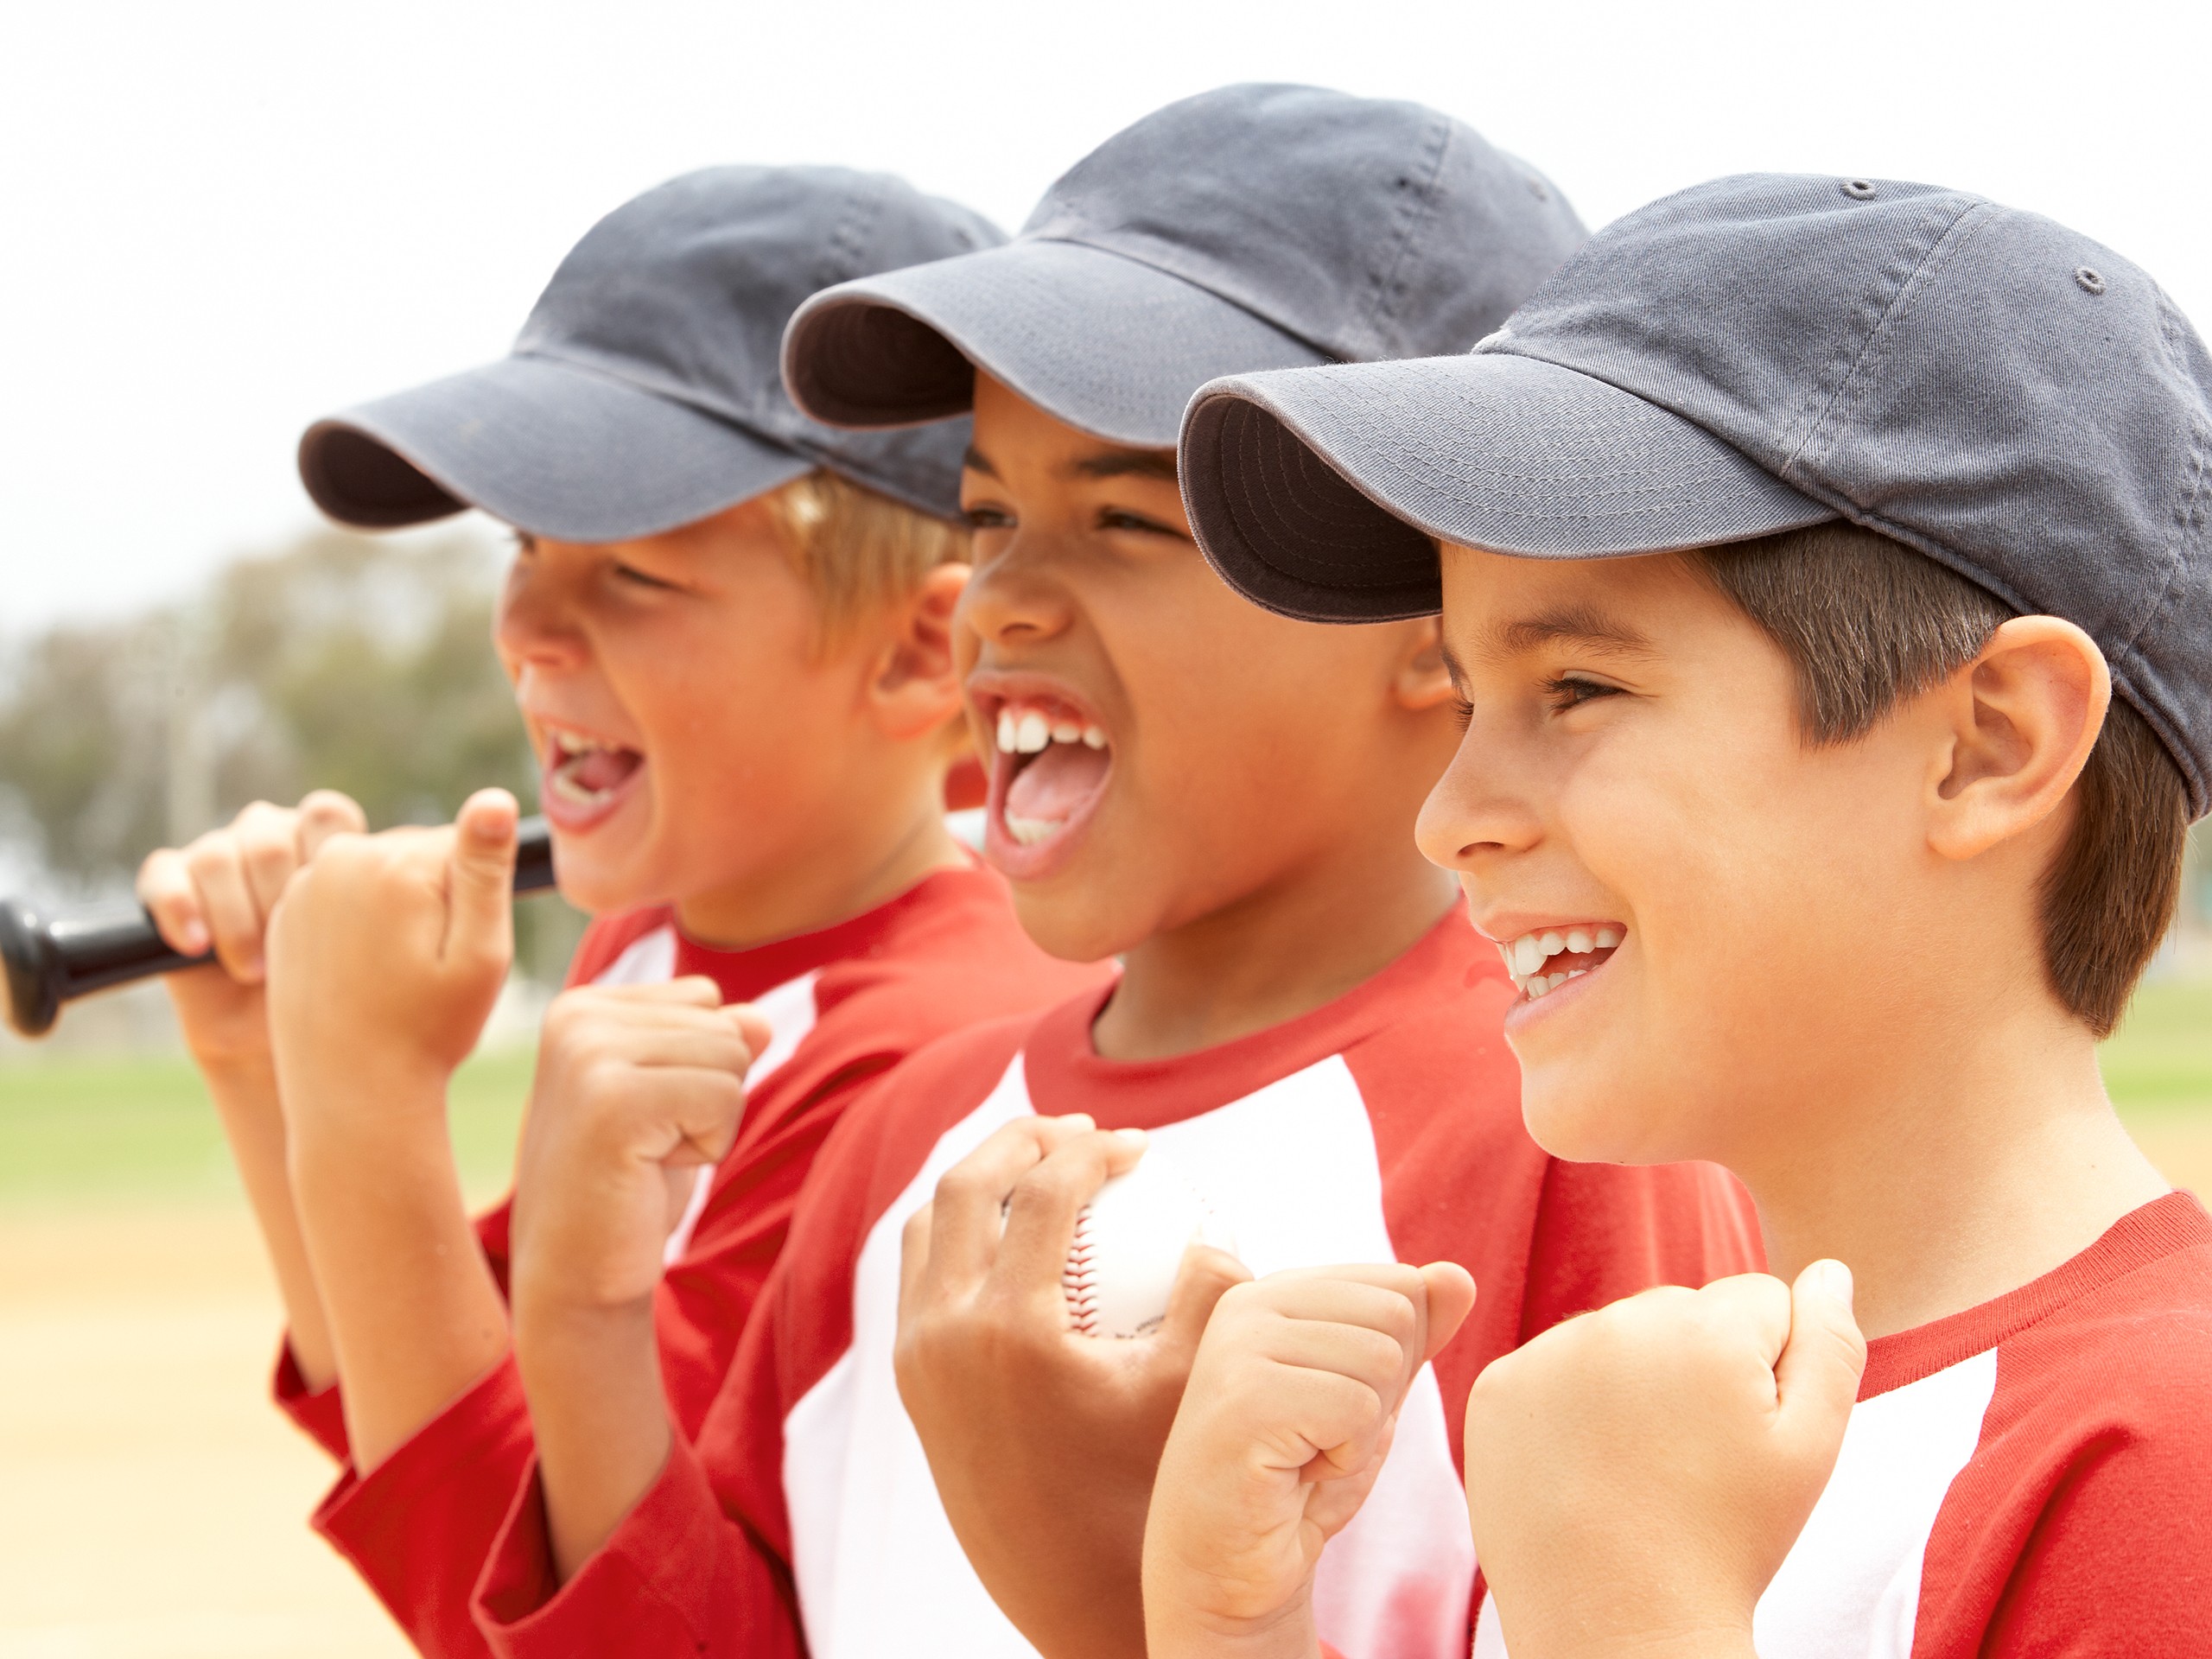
top-left (0, 816), bottom-right (556, 1038)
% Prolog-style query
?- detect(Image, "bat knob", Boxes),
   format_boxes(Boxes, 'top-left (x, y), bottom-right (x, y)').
top-left (0, 899), bottom-right (61, 1039)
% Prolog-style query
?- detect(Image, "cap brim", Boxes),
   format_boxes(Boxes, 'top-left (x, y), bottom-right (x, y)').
top-left (299, 353), bottom-right (811, 542)
top-left (1180, 351), bottom-right (1836, 623)
top-left (782, 239), bottom-right (1331, 449)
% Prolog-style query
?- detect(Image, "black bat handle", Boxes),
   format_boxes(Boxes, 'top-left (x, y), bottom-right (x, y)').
top-left (2, 815), bottom-right (556, 1038)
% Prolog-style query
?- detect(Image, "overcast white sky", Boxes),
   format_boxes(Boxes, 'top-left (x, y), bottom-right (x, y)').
top-left (2, 0), bottom-right (2205, 632)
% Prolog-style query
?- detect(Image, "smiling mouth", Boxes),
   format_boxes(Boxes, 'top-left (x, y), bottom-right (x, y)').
top-left (983, 698), bottom-right (1113, 873)
top-left (541, 726), bottom-right (645, 821)
top-left (1497, 925), bottom-right (1624, 1000)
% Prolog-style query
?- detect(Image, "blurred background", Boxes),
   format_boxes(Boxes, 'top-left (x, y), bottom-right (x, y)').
top-left (3, 0), bottom-right (2209, 1652)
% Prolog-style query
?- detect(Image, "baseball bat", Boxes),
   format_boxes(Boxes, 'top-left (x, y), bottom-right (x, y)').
top-left (0, 815), bottom-right (556, 1039)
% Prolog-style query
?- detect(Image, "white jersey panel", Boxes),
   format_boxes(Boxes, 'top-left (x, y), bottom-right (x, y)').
top-left (588, 925), bottom-right (677, 988)
top-left (784, 1051), bottom-right (1476, 1659)
top-left (662, 969), bottom-right (821, 1267)
top-left (785, 1055), bottom-right (1038, 1659)
top-left (1472, 1348), bottom-right (1997, 1659)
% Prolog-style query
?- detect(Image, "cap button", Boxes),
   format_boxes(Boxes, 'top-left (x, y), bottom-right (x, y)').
top-left (2075, 266), bottom-right (2107, 296)
top-left (1841, 179), bottom-right (1877, 200)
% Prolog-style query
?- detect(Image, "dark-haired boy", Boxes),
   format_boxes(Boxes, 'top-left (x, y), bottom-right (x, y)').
top-left (1154, 173), bottom-right (2212, 1656)
top-left (467, 86), bottom-right (1761, 1659)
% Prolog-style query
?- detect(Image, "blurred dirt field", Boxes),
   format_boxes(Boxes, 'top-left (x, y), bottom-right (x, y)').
top-left (2, 987), bottom-right (2209, 1657)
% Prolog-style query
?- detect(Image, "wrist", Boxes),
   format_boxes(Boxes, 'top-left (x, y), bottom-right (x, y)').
top-left (1144, 1573), bottom-right (1319, 1659)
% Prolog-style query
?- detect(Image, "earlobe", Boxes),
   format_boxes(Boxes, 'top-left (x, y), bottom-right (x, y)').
top-left (869, 563), bottom-right (971, 740)
top-left (1394, 618), bottom-right (1458, 712)
top-left (1926, 616), bottom-right (2109, 861)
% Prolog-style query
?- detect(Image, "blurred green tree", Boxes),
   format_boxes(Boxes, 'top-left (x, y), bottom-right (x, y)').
top-left (0, 525), bottom-right (586, 982)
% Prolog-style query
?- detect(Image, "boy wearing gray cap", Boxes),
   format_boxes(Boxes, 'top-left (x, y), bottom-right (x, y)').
top-left (470, 86), bottom-right (1759, 1659)
top-left (136, 165), bottom-right (1111, 1659)
top-left (1154, 175), bottom-right (2212, 1656)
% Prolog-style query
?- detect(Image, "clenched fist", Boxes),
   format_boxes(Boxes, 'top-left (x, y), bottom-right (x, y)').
top-left (1142, 1262), bottom-right (1476, 1659)
top-left (1462, 1262), bottom-right (1865, 1659)
top-left (510, 978), bottom-right (773, 1317)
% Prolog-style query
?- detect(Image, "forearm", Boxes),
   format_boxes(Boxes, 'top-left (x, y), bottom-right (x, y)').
top-left (286, 1065), bottom-right (509, 1471)
top-left (197, 1052), bottom-right (338, 1388)
top-left (512, 1294), bottom-right (673, 1582)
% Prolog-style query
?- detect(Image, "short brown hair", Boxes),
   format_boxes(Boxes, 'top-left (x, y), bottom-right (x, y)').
top-left (760, 470), bottom-right (971, 647)
top-left (1693, 521), bottom-right (2188, 1037)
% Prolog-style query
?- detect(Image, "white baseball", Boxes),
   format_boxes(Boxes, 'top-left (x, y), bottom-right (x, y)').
top-left (1064, 1150), bottom-right (1236, 1338)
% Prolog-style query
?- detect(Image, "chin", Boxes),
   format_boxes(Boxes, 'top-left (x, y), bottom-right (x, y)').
top-left (1006, 881), bottom-right (1141, 969)
top-left (1519, 1065), bottom-right (1702, 1166)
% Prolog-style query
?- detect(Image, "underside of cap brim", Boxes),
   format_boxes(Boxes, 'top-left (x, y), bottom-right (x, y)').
top-left (783, 239), bottom-right (1329, 449)
top-left (298, 355), bottom-right (811, 543)
top-left (1181, 352), bottom-right (1837, 624)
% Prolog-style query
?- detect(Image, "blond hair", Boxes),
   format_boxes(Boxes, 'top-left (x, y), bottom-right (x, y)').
top-left (760, 470), bottom-right (972, 647)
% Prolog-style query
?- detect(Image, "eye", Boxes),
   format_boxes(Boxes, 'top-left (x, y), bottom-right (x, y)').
top-left (1450, 691), bottom-right (1474, 732)
top-left (613, 561), bottom-right (680, 592)
top-left (963, 505), bottom-right (1015, 531)
top-left (1544, 675), bottom-right (1623, 713)
top-left (1096, 507), bottom-right (1186, 539)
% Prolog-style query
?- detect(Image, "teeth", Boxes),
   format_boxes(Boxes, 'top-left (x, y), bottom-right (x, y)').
top-left (548, 770), bottom-right (611, 804)
top-left (1503, 925), bottom-right (1625, 1000)
top-left (550, 728), bottom-right (612, 759)
top-left (1005, 815), bottom-right (1057, 846)
top-left (994, 703), bottom-right (1111, 755)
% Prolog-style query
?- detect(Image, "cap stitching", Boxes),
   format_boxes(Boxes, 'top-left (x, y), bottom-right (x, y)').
top-left (1782, 196), bottom-right (1993, 484)
top-left (1356, 111), bottom-right (1454, 357)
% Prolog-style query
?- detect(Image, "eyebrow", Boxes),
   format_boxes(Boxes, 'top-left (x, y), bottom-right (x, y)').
top-left (962, 445), bottom-right (998, 480)
top-left (1070, 448), bottom-right (1179, 484)
top-left (1478, 604), bottom-right (1657, 663)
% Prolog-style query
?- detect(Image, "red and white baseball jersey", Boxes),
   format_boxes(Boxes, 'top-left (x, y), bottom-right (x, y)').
top-left (272, 861), bottom-right (1109, 1659)
top-left (471, 909), bottom-right (1763, 1659)
top-left (1472, 1189), bottom-right (2212, 1659)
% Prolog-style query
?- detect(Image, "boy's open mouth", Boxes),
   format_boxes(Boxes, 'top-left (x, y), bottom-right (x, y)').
top-left (980, 692), bottom-right (1113, 877)
top-left (1497, 924), bottom-right (1624, 1001)
top-left (541, 724), bottom-right (647, 830)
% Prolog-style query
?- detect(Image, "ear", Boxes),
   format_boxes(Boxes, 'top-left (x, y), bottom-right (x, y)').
top-left (867, 562), bottom-right (970, 741)
top-left (1926, 615), bottom-right (2109, 862)
top-left (1391, 616), bottom-right (1459, 712)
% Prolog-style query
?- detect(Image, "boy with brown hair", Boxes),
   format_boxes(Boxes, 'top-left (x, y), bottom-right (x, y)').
top-left (462, 85), bottom-right (1761, 1659)
top-left (137, 165), bottom-right (1107, 1658)
top-left (1155, 171), bottom-right (2212, 1656)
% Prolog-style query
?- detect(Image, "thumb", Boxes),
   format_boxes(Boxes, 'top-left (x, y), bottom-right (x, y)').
top-left (1774, 1259), bottom-right (1866, 1465)
top-left (445, 788), bottom-right (518, 966)
top-left (1154, 1240), bottom-right (1255, 1359)
top-left (1415, 1262), bottom-right (1478, 1367)
top-left (721, 1001), bottom-right (776, 1062)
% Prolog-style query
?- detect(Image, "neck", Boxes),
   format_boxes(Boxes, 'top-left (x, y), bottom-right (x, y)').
top-left (1741, 989), bottom-right (2168, 1340)
top-left (674, 781), bottom-right (964, 951)
top-left (1093, 840), bottom-right (1459, 1063)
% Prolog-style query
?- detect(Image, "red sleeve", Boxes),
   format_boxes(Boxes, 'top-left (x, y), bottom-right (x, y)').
top-left (1918, 1267), bottom-right (2212, 1656)
top-left (272, 1341), bottom-right (350, 1461)
top-left (476, 1436), bottom-right (801, 1659)
top-left (310, 1357), bottom-right (536, 1659)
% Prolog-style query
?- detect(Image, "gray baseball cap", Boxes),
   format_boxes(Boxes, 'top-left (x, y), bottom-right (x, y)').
top-left (780, 84), bottom-right (1587, 448)
top-left (1179, 173), bottom-right (2212, 816)
top-left (298, 167), bottom-right (1002, 539)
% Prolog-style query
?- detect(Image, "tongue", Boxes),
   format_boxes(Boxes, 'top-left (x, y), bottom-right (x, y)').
top-left (571, 748), bottom-right (642, 792)
top-left (1005, 742), bottom-right (1109, 823)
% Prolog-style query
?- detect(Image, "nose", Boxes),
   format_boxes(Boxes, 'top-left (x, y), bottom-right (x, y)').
top-left (955, 533), bottom-right (1077, 652)
top-left (493, 547), bottom-right (588, 677)
top-left (1414, 721), bottom-right (1544, 874)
